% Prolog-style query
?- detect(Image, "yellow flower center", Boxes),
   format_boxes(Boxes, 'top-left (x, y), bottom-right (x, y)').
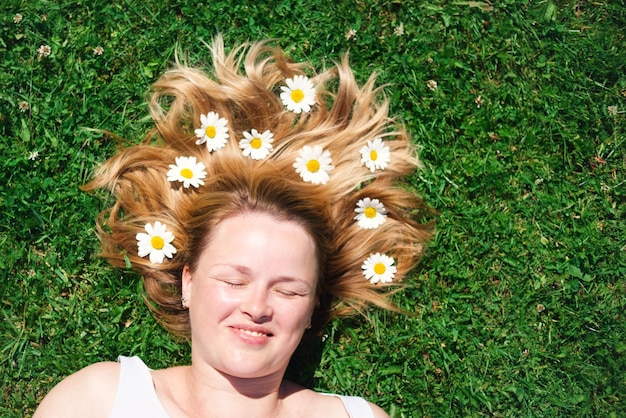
top-left (250, 137), bottom-right (262, 149)
top-left (306, 159), bottom-right (320, 173)
top-left (374, 263), bottom-right (386, 275)
top-left (370, 150), bottom-right (378, 161)
top-left (151, 236), bottom-right (165, 250)
top-left (364, 207), bottom-right (377, 218)
top-left (291, 89), bottom-right (305, 103)
top-left (180, 168), bottom-right (194, 179)
top-left (205, 125), bottom-right (217, 138)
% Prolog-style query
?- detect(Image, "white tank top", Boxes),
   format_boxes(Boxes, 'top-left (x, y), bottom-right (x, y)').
top-left (109, 356), bottom-right (375, 418)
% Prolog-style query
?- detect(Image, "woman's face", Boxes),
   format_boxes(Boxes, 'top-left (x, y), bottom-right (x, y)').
top-left (182, 212), bottom-right (318, 379)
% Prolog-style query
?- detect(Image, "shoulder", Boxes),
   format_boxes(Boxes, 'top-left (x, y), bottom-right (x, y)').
top-left (367, 401), bottom-right (391, 418)
top-left (314, 393), bottom-right (391, 418)
top-left (33, 361), bottom-right (121, 418)
top-left (285, 389), bottom-right (345, 417)
top-left (282, 382), bottom-right (390, 417)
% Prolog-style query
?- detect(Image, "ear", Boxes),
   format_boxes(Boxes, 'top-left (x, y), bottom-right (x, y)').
top-left (182, 265), bottom-right (193, 305)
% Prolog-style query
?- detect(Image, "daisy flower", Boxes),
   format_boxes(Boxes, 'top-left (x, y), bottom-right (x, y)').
top-left (194, 111), bottom-right (229, 152)
top-left (280, 75), bottom-right (316, 114)
top-left (167, 156), bottom-right (207, 188)
top-left (239, 129), bottom-right (274, 160)
top-left (136, 221), bottom-right (177, 264)
top-left (360, 137), bottom-right (391, 172)
top-left (294, 145), bottom-right (334, 185)
top-left (361, 253), bottom-right (397, 284)
top-left (354, 197), bottom-right (388, 229)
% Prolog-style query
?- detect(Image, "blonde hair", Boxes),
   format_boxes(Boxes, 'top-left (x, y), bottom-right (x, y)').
top-left (83, 36), bottom-right (433, 337)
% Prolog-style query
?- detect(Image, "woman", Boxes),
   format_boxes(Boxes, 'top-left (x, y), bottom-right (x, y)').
top-left (34, 36), bottom-right (432, 417)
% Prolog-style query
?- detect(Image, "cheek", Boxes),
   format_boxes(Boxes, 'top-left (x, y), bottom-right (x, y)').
top-left (277, 297), bottom-right (316, 326)
top-left (190, 285), bottom-right (236, 320)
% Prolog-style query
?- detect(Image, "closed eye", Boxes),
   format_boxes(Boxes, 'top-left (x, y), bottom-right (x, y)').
top-left (274, 288), bottom-right (306, 297)
top-left (210, 276), bottom-right (247, 288)
top-left (224, 281), bottom-right (246, 288)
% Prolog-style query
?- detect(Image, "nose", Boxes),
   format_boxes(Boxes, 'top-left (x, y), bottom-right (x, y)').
top-left (240, 285), bottom-right (272, 322)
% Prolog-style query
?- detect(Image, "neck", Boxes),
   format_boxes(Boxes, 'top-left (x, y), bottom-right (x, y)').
top-left (179, 358), bottom-right (292, 417)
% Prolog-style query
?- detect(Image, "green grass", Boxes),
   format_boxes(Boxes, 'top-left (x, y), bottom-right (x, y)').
top-left (1, 0), bottom-right (625, 416)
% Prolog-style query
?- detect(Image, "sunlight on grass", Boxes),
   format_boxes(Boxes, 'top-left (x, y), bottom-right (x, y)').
top-left (1, 1), bottom-right (624, 416)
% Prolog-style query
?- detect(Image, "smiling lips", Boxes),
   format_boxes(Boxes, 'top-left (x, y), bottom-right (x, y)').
top-left (231, 326), bottom-right (273, 343)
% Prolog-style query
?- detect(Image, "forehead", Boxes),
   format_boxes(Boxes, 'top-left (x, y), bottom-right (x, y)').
top-left (200, 212), bottom-right (318, 279)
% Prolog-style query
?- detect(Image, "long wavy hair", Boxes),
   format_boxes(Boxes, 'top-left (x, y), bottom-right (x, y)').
top-left (83, 36), bottom-right (433, 338)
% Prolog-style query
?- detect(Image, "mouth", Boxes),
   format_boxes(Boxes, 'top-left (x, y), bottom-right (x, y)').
top-left (238, 328), bottom-right (272, 337)
top-left (231, 326), bottom-right (274, 339)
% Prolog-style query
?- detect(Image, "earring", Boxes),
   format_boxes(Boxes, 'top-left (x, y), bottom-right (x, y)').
top-left (181, 295), bottom-right (189, 309)
top-left (306, 322), bottom-right (312, 330)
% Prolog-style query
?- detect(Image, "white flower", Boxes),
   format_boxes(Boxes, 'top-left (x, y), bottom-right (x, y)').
top-left (93, 46), bottom-right (104, 55)
top-left (427, 79), bottom-right (438, 91)
top-left (37, 44), bottom-right (51, 60)
top-left (360, 137), bottom-right (391, 172)
top-left (354, 197), bottom-right (388, 229)
top-left (18, 101), bottom-right (29, 112)
top-left (361, 253), bottom-right (397, 284)
top-left (280, 75), bottom-right (316, 114)
top-left (239, 129), bottom-right (274, 160)
top-left (136, 221), bottom-right (177, 264)
top-left (394, 23), bottom-right (404, 37)
top-left (194, 111), bottom-right (229, 152)
top-left (293, 145), bottom-right (334, 184)
top-left (167, 156), bottom-right (207, 188)
top-left (14, 13), bottom-right (23, 24)
top-left (345, 28), bottom-right (357, 40)
top-left (28, 150), bottom-right (39, 161)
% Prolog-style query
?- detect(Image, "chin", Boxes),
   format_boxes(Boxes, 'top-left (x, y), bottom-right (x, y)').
top-left (222, 366), bottom-right (285, 380)
top-left (217, 357), bottom-right (287, 380)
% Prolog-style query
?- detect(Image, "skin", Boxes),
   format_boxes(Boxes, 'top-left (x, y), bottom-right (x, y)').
top-left (34, 212), bottom-right (389, 418)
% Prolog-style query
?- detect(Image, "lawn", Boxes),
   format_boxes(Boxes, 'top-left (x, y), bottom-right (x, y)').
top-left (1, 0), bottom-right (625, 416)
